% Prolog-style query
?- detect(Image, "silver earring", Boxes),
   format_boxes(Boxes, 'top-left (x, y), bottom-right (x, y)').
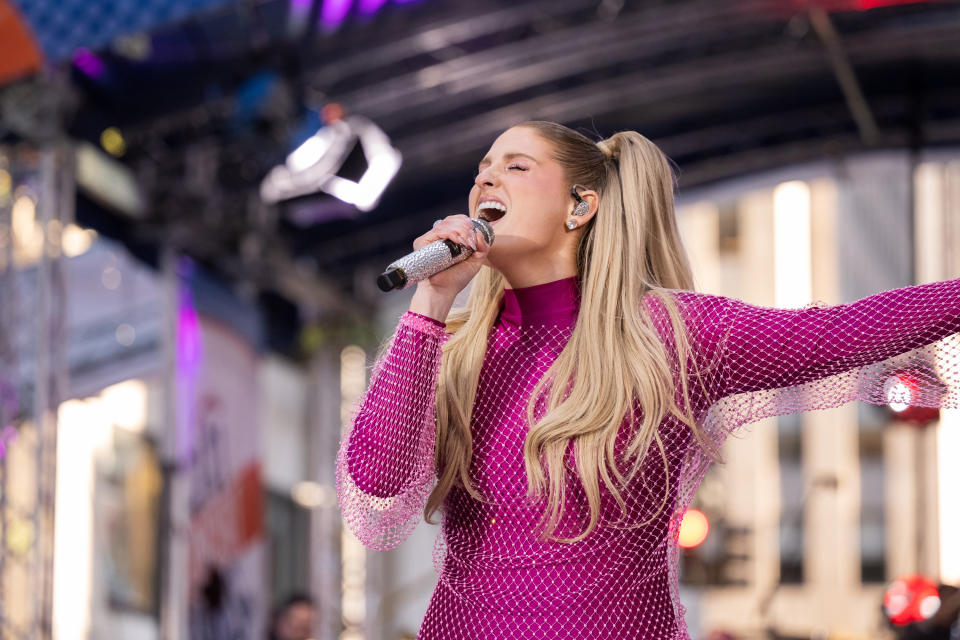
top-left (566, 219), bottom-right (577, 230)
top-left (573, 201), bottom-right (590, 216)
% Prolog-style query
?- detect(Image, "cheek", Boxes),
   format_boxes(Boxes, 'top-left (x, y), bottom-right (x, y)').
top-left (511, 196), bottom-right (563, 241)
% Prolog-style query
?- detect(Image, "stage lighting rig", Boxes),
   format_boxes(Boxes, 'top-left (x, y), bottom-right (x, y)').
top-left (259, 115), bottom-right (401, 212)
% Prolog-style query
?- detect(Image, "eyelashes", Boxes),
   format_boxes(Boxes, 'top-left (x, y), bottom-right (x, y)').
top-left (473, 165), bottom-right (528, 178)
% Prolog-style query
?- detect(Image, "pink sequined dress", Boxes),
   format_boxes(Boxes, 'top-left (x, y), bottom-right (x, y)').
top-left (337, 275), bottom-right (960, 639)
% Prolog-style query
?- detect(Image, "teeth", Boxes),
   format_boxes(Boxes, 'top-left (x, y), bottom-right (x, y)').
top-left (478, 201), bottom-right (506, 213)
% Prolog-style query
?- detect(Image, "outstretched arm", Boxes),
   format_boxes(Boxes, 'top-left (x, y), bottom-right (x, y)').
top-left (335, 311), bottom-right (447, 551)
top-left (721, 277), bottom-right (960, 403)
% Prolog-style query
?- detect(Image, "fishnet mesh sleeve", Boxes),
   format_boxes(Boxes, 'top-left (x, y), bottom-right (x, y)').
top-left (336, 311), bottom-right (448, 550)
top-left (657, 280), bottom-right (960, 640)
top-left (713, 277), bottom-right (960, 441)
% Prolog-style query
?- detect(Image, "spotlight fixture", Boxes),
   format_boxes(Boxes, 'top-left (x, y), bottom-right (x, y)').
top-left (260, 115), bottom-right (401, 212)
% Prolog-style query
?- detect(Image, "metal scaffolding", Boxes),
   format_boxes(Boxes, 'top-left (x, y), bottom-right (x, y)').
top-left (0, 144), bottom-right (73, 640)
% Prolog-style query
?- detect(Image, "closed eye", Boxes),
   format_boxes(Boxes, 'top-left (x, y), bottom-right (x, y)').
top-left (474, 163), bottom-right (528, 179)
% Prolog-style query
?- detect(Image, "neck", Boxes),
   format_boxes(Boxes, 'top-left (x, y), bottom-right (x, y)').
top-left (484, 226), bottom-right (582, 289)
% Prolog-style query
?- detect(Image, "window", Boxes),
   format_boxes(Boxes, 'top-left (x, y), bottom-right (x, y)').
top-left (266, 490), bottom-right (311, 602)
top-left (779, 412), bottom-right (804, 584)
top-left (858, 402), bottom-right (887, 583)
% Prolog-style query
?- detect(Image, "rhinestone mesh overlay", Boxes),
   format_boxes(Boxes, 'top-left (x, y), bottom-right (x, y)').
top-left (338, 277), bottom-right (960, 639)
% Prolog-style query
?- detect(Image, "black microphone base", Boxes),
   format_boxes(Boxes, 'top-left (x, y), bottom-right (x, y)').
top-left (377, 268), bottom-right (407, 292)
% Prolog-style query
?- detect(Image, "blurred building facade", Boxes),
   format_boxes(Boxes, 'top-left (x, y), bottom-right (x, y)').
top-left (673, 151), bottom-right (960, 639)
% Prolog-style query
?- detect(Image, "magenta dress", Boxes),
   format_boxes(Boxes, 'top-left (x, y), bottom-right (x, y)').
top-left (337, 276), bottom-right (960, 639)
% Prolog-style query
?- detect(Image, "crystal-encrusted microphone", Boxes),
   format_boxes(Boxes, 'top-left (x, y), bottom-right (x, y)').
top-left (376, 218), bottom-right (495, 292)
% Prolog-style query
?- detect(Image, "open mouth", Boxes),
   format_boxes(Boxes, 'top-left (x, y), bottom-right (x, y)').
top-left (477, 201), bottom-right (507, 223)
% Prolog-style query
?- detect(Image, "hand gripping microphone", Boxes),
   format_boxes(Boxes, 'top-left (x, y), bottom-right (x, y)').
top-left (377, 218), bottom-right (495, 292)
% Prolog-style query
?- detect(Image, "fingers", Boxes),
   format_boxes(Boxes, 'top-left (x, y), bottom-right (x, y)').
top-left (471, 224), bottom-right (489, 257)
top-left (414, 215), bottom-right (480, 251)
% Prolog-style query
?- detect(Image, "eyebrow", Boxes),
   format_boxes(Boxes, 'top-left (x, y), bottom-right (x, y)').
top-left (477, 152), bottom-right (540, 168)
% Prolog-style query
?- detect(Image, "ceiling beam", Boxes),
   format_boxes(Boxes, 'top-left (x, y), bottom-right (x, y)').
top-left (809, 4), bottom-right (880, 145)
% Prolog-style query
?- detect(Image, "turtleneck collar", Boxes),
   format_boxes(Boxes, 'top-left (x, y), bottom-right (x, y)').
top-left (499, 275), bottom-right (580, 328)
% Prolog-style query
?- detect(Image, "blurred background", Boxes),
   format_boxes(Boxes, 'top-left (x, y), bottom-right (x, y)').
top-left (1, 0), bottom-right (959, 638)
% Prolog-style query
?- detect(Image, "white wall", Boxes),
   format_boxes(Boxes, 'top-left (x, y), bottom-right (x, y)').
top-left (260, 356), bottom-right (309, 492)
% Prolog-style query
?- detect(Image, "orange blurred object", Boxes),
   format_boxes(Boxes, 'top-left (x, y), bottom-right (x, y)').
top-left (678, 508), bottom-right (710, 549)
top-left (0, 0), bottom-right (43, 86)
top-left (322, 102), bottom-right (345, 123)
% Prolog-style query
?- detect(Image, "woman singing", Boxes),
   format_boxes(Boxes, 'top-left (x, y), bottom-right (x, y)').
top-left (336, 121), bottom-right (960, 639)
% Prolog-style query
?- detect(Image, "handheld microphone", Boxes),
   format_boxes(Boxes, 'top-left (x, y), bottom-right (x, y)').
top-left (377, 218), bottom-right (495, 292)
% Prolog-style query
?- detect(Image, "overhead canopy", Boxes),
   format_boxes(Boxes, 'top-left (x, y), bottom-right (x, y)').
top-left (4, 0), bottom-right (960, 334)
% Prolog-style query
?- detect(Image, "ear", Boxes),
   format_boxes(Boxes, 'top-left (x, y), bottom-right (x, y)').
top-left (570, 188), bottom-right (600, 225)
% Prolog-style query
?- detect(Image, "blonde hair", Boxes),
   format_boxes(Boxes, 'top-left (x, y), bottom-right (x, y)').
top-left (425, 121), bottom-right (719, 543)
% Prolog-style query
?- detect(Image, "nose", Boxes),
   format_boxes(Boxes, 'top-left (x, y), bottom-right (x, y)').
top-left (475, 165), bottom-right (497, 188)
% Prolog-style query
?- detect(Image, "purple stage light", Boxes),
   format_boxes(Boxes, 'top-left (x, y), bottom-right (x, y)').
top-left (290, 0), bottom-right (313, 19)
top-left (358, 0), bottom-right (388, 14)
top-left (73, 48), bottom-right (105, 78)
top-left (321, 0), bottom-right (354, 29)
top-left (176, 269), bottom-right (202, 463)
top-left (0, 425), bottom-right (15, 461)
top-left (178, 298), bottom-right (202, 374)
top-left (289, 0), bottom-right (314, 36)
top-left (320, 0), bottom-right (425, 28)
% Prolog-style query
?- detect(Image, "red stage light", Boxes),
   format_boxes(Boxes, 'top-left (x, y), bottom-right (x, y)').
top-left (883, 574), bottom-right (941, 626)
top-left (790, 0), bottom-right (934, 12)
top-left (884, 371), bottom-right (941, 426)
top-left (857, 0), bottom-right (933, 9)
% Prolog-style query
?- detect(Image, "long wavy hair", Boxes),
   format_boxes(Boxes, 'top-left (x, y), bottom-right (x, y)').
top-left (425, 121), bottom-right (720, 543)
